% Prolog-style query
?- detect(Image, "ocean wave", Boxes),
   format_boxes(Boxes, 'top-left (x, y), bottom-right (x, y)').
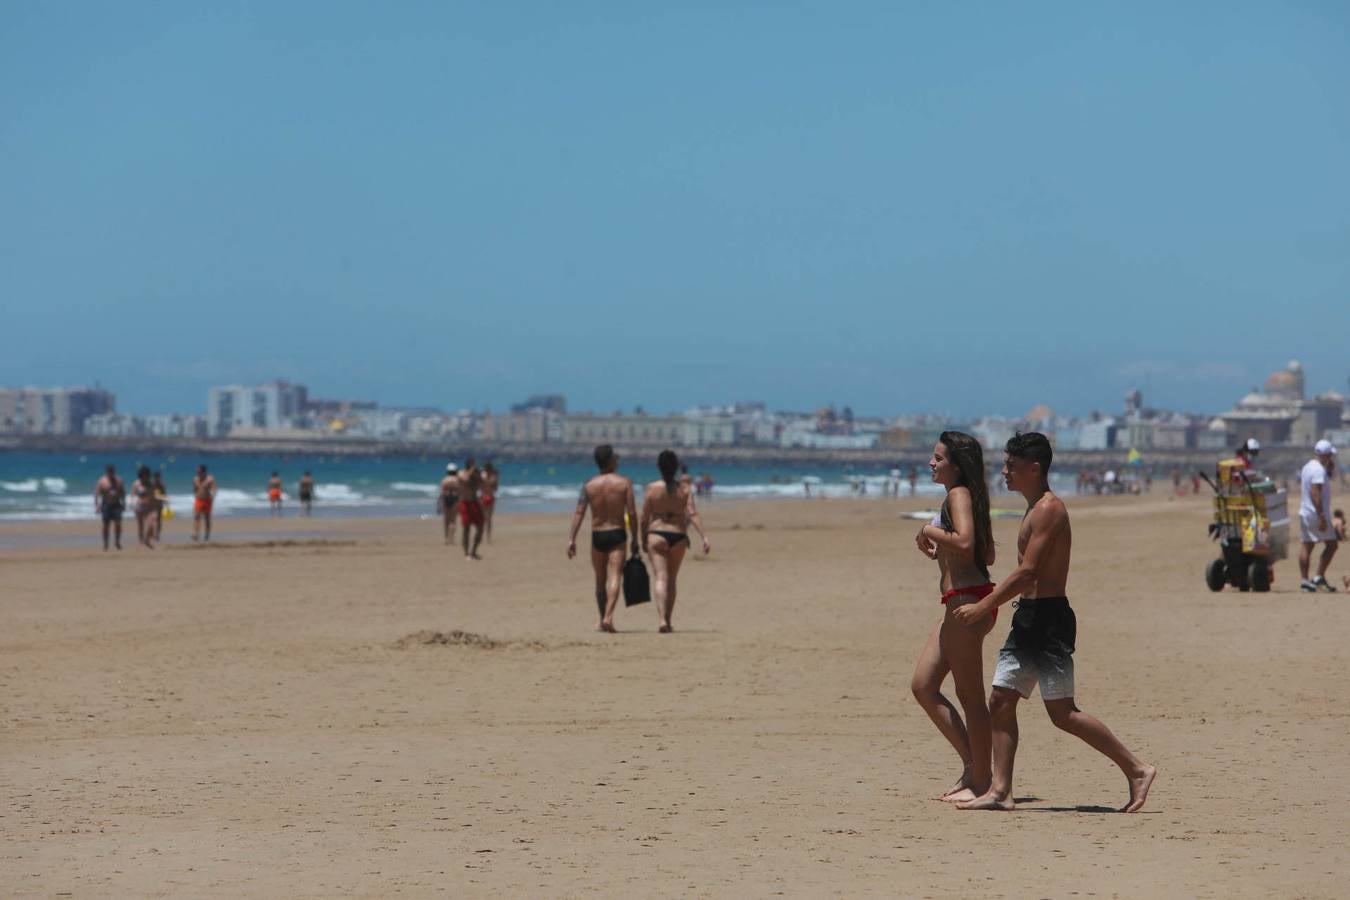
top-left (390, 481), bottom-right (439, 496)
top-left (1, 479), bottom-right (39, 493)
top-left (1, 476), bottom-right (71, 494)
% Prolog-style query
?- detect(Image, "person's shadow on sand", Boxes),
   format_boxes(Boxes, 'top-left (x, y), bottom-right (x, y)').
top-left (1018, 801), bottom-right (1158, 814)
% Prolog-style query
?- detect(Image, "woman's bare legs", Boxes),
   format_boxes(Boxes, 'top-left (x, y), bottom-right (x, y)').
top-left (910, 618), bottom-right (973, 798)
top-left (647, 536), bottom-right (688, 632)
top-left (940, 602), bottom-right (995, 800)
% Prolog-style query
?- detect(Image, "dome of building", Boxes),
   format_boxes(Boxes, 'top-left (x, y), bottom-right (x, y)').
top-left (1266, 371), bottom-right (1296, 392)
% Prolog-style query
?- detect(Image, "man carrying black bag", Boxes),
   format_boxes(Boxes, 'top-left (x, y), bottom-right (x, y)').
top-left (567, 445), bottom-right (640, 633)
top-left (623, 552), bottom-right (650, 608)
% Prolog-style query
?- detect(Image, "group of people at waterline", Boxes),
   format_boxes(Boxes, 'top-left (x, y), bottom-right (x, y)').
top-left (92, 464), bottom-right (315, 549)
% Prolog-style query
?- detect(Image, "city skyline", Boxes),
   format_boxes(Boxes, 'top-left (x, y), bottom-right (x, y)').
top-left (4, 4), bottom-right (1349, 417)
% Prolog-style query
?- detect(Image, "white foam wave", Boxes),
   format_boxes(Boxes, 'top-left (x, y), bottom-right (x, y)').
top-left (1, 479), bottom-right (39, 492)
top-left (390, 481), bottom-right (439, 496)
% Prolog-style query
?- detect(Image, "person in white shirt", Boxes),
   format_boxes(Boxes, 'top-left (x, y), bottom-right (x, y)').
top-left (1298, 439), bottom-right (1338, 592)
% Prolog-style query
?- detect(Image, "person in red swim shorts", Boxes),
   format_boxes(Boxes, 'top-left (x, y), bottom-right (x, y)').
top-left (267, 471), bottom-right (283, 517)
top-left (457, 458), bottom-right (485, 560)
top-left (192, 464), bottom-right (217, 542)
top-left (911, 431), bottom-right (998, 804)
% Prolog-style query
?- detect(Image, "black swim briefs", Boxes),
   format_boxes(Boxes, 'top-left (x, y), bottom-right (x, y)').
top-left (592, 528), bottom-right (627, 553)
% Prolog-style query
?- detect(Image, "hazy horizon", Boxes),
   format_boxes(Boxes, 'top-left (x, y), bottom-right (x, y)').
top-left (4, 3), bottom-right (1348, 419)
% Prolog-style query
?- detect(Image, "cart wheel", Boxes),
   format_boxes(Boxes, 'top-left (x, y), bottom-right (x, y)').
top-left (1248, 560), bottom-right (1270, 592)
top-left (1205, 559), bottom-right (1226, 592)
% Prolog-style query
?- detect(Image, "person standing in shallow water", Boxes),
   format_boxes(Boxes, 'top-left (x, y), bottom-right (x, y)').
top-left (268, 471), bottom-right (283, 516)
top-left (192, 465), bottom-right (216, 542)
top-left (911, 432), bottom-right (997, 803)
top-left (298, 471), bottom-right (315, 517)
top-left (567, 445), bottom-right (639, 633)
top-left (953, 432), bottom-right (1156, 813)
top-left (94, 464), bottom-right (125, 551)
top-left (640, 450), bottom-right (711, 633)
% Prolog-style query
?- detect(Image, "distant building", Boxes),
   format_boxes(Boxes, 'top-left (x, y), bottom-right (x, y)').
top-left (207, 381), bottom-right (308, 436)
top-left (511, 394), bottom-right (566, 415)
top-left (560, 413), bottom-right (734, 449)
top-left (481, 409), bottom-right (555, 444)
top-left (0, 386), bottom-right (115, 435)
top-left (82, 412), bottom-right (139, 437)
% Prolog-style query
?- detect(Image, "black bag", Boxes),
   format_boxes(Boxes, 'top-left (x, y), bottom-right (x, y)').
top-left (623, 553), bottom-right (651, 606)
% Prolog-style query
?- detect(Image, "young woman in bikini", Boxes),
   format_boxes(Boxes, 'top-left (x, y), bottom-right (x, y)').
top-left (640, 450), bottom-right (711, 633)
top-left (911, 431), bottom-right (997, 802)
top-left (131, 465), bottom-right (157, 549)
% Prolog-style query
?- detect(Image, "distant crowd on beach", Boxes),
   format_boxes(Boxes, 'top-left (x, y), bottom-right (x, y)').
top-left (92, 464), bottom-right (316, 550)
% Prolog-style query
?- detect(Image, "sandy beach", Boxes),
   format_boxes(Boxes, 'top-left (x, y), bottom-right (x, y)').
top-left (4, 492), bottom-right (1348, 897)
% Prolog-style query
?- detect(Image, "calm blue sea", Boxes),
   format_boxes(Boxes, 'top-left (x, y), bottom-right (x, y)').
top-left (0, 451), bottom-right (975, 522)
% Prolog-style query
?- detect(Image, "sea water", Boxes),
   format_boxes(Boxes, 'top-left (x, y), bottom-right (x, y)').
top-left (0, 451), bottom-right (995, 521)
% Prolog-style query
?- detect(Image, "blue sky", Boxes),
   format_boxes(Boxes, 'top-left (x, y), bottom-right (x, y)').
top-left (3, 2), bottom-right (1347, 418)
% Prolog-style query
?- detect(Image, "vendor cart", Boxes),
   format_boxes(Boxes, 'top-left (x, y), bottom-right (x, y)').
top-left (1204, 459), bottom-right (1289, 592)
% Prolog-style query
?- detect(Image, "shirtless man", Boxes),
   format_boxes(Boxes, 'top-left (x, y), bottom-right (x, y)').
top-left (438, 463), bottom-right (460, 545)
top-left (458, 459), bottom-right (485, 560)
top-left (567, 444), bottom-right (639, 633)
top-left (298, 471), bottom-right (315, 517)
top-left (268, 471), bottom-right (283, 516)
top-left (94, 464), bottom-right (125, 551)
top-left (192, 464), bottom-right (217, 542)
top-left (953, 432), bottom-right (1156, 813)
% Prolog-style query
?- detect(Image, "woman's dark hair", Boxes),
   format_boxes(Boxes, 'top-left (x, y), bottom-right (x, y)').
top-left (658, 450), bottom-right (680, 491)
top-left (137, 465), bottom-right (151, 482)
top-left (938, 430), bottom-right (993, 579)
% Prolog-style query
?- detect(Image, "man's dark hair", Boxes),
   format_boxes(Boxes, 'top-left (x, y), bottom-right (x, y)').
top-left (1006, 432), bottom-right (1053, 480)
top-left (464, 457), bottom-right (476, 469)
top-left (594, 444), bottom-right (615, 471)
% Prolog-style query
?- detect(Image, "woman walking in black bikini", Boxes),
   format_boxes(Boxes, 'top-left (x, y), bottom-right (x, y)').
top-left (640, 450), bottom-right (711, 633)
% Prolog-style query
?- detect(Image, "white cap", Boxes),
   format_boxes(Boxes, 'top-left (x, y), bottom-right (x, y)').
top-left (1314, 439), bottom-right (1336, 456)
top-left (1244, 438), bottom-right (1261, 452)
top-left (446, 463), bottom-right (459, 473)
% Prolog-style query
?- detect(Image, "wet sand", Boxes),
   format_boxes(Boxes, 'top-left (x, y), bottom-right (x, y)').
top-left (3, 493), bottom-right (1348, 897)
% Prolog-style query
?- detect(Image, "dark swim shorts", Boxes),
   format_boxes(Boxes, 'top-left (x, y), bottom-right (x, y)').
top-left (992, 596), bottom-right (1077, 700)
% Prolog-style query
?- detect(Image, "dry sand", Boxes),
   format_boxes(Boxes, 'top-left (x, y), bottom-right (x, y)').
top-left (3, 493), bottom-right (1348, 897)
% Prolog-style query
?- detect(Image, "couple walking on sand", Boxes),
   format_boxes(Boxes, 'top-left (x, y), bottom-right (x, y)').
top-left (568, 444), bottom-right (710, 633)
top-left (911, 431), bottom-right (1156, 812)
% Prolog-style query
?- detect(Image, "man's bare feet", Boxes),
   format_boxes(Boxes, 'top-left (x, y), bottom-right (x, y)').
top-left (941, 787), bottom-right (978, 804)
top-left (957, 791), bottom-right (1014, 811)
top-left (1121, 764), bottom-right (1157, 813)
top-left (658, 623), bottom-right (673, 634)
top-left (600, 621), bottom-right (616, 633)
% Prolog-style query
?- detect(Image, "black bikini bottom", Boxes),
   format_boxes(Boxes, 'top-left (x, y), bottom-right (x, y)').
top-left (650, 530), bottom-right (688, 548)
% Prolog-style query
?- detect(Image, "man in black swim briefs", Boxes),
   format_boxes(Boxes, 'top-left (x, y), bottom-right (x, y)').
top-left (952, 432), bottom-right (1156, 813)
top-left (568, 444), bottom-right (639, 633)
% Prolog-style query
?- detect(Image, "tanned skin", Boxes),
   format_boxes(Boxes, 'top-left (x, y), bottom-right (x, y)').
top-left (568, 455), bottom-right (639, 633)
top-left (192, 466), bottom-right (217, 542)
top-left (459, 462), bottom-right (484, 560)
top-left (912, 440), bottom-right (997, 803)
top-left (640, 477), bottom-right (711, 633)
top-left (94, 465), bottom-right (124, 551)
top-left (952, 451), bottom-right (1156, 813)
